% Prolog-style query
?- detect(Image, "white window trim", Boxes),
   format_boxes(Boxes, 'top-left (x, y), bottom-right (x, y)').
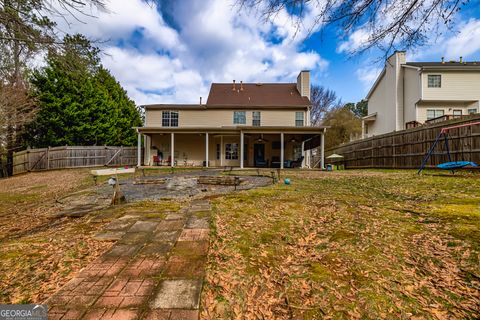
top-left (233, 111), bottom-right (246, 125)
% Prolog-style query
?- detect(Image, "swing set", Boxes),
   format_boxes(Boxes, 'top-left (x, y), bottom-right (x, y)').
top-left (417, 121), bottom-right (479, 174)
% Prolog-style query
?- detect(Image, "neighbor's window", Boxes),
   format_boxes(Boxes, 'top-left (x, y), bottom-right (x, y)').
top-left (468, 108), bottom-right (477, 114)
top-left (225, 143), bottom-right (238, 160)
top-left (252, 111), bottom-right (261, 126)
top-left (365, 123), bottom-right (369, 134)
top-left (295, 112), bottom-right (304, 126)
top-left (216, 144), bottom-right (220, 160)
top-left (453, 109), bottom-right (463, 118)
top-left (428, 75), bottom-right (441, 88)
top-left (426, 109), bottom-right (444, 120)
top-left (162, 110), bottom-right (179, 127)
top-left (233, 111), bottom-right (246, 124)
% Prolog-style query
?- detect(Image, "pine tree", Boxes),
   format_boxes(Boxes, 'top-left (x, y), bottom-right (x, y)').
top-left (26, 34), bottom-right (141, 147)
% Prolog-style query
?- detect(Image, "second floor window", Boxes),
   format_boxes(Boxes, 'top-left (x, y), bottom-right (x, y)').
top-left (233, 111), bottom-right (246, 124)
top-left (426, 109), bottom-right (444, 120)
top-left (252, 111), bottom-right (261, 126)
top-left (428, 75), bottom-right (441, 88)
top-left (295, 112), bottom-right (304, 126)
top-left (162, 111), bottom-right (179, 127)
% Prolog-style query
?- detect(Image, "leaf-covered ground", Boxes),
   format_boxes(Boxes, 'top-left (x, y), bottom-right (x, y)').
top-left (0, 169), bottom-right (111, 303)
top-left (0, 167), bottom-right (213, 304)
top-left (201, 170), bottom-right (480, 319)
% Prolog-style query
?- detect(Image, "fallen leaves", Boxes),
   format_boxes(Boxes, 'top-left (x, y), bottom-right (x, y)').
top-left (200, 170), bottom-right (480, 319)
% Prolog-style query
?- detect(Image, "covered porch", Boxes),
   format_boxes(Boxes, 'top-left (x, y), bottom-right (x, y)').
top-left (136, 126), bottom-right (326, 169)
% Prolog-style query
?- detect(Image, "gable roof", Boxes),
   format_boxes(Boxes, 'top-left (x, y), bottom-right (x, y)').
top-left (206, 83), bottom-right (310, 107)
top-left (406, 61), bottom-right (480, 67)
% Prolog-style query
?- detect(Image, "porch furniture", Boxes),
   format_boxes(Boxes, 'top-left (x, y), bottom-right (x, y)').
top-left (271, 156), bottom-right (291, 168)
top-left (255, 159), bottom-right (269, 167)
top-left (153, 155), bottom-right (161, 166)
top-left (290, 156), bottom-right (304, 168)
top-left (167, 156), bottom-right (177, 166)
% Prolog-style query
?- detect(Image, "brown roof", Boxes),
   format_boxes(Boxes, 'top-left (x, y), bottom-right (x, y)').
top-left (406, 61), bottom-right (480, 67)
top-left (206, 83), bottom-right (310, 107)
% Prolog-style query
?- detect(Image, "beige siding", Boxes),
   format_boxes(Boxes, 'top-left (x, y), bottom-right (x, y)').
top-left (367, 74), bottom-right (396, 136)
top-left (422, 71), bottom-right (480, 101)
top-left (403, 68), bottom-right (421, 123)
top-left (145, 109), bottom-right (306, 127)
top-left (417, 101), bottom-right (477, 123)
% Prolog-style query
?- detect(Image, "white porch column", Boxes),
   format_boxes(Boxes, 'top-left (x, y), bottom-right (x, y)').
top-left (205, 132), bottom-right (209, 167)
top-left (301, 141), bottom-right (305, 168)
top-left (280, 132), bottom-right (284, 169)
top-left (220, 135), bottom-right (224, 166)
top-left (137, 131), bottom-right (142, 167)
top-left (170, 132), bottom-right (175, 167)
top-left (240, 131), bottom-right (244, 169)
top-left (144, 135), bottom-right (151, 166)
top-left (320, 130), bottom-right (325, 169)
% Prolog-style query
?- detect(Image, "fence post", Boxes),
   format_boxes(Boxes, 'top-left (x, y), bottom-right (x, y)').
top-left (47, 147), bottom-right (50, 170)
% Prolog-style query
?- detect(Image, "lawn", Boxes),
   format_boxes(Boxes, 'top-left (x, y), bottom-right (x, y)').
top-left (0, 168), bottom-right (181, 304)
top-left (201, 170), bottom-right (480, 319)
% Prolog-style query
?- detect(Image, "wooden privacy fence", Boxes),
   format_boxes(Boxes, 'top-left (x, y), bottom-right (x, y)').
top-left (12, 146), bottom-right (140, 175)
top-left (326, 115), bottom-right (480, 169)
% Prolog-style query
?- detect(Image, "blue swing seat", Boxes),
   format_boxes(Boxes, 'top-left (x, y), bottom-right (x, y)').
top-left (437, 161), bottom-right (478, 170)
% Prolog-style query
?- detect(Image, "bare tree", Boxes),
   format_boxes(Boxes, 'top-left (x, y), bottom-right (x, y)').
top-left (0, 0), bottom-right (107, 175)
top-left (310, 84), bottom-right (341, 126)
top-left (238, 0), bottom-right (468, 56)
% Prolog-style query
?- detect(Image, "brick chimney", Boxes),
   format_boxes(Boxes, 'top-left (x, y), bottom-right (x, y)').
top-left (296, 70), bottom-right (310, 100)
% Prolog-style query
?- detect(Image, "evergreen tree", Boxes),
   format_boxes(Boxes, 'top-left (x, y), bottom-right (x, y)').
top-left (26, 34), bottom-right (142, 147)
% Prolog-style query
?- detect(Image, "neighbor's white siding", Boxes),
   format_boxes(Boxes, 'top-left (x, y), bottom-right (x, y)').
top-left (422, 71), bottom-right (480, 101)
top-left (403, 67), bottom-right (421, 123)
top-left (367, 74), bottom-right (396, 135)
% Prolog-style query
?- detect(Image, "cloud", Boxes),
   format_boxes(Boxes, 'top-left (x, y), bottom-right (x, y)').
top-left (337, 29), bottom-right (370, 53)
top-left (444, 19), bottom-right (480, 59)
top-left (356, 67), bottom-right (382, 91)
top-left (47, 0), bottom-right (329, 105)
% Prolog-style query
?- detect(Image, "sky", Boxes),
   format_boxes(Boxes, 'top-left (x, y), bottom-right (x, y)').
top-left (49, 0), bottom-right (480, 106)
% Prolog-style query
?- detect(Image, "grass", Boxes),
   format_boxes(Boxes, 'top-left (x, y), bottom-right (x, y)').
top-left (201, 169), bottom-right (480, 319)
top-left (0, 169), bottom-right (184, 304)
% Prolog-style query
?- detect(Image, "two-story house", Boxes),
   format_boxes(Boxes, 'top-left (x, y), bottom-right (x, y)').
top-left (363, 51), bottom-right (480, 137)
top-left (135, 71), bottom-right (326, 169)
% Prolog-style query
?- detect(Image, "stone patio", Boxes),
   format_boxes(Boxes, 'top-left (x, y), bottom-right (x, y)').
top-left (46, 199), bottom-right (211, 320)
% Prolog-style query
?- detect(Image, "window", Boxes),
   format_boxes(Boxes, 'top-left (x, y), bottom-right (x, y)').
top-left (252, 111), bottom-right (261, 126)
top-left (426, 109), bottom-right (444, 120)
top-left (295, 112), bottom-right (304, 126)
top-left (233, 111), bottom-right (246, 124)
top-left (453, 109), bottom-right (462, 118)
top-left (364, 123), bottom-right (369, 134)
top-left (468, 108), bottom-right (477, 115)
top-left (216, 144), bottom-right (220, 160)
top-left (225, 143), bottom-right (238, 160)
top-left (162, 111), bottom-right (179, 127)
top-left (428, 75), bottom-right (441, 88)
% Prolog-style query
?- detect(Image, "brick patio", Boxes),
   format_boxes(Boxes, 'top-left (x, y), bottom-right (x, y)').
top-left (45, 200), bottom-right (211, 319)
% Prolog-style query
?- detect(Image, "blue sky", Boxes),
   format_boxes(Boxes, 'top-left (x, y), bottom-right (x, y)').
top-left (51, 0), bottom-right (480, 105)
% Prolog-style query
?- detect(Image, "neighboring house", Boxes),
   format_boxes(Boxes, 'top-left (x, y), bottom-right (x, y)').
top-left (363, 51), bottom-right (480, 137)
top-left (136, 71), bottom-right (326, 169)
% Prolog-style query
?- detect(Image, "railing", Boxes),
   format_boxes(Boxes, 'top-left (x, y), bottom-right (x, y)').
top-left (425, 114), bottom-right (471, 124)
